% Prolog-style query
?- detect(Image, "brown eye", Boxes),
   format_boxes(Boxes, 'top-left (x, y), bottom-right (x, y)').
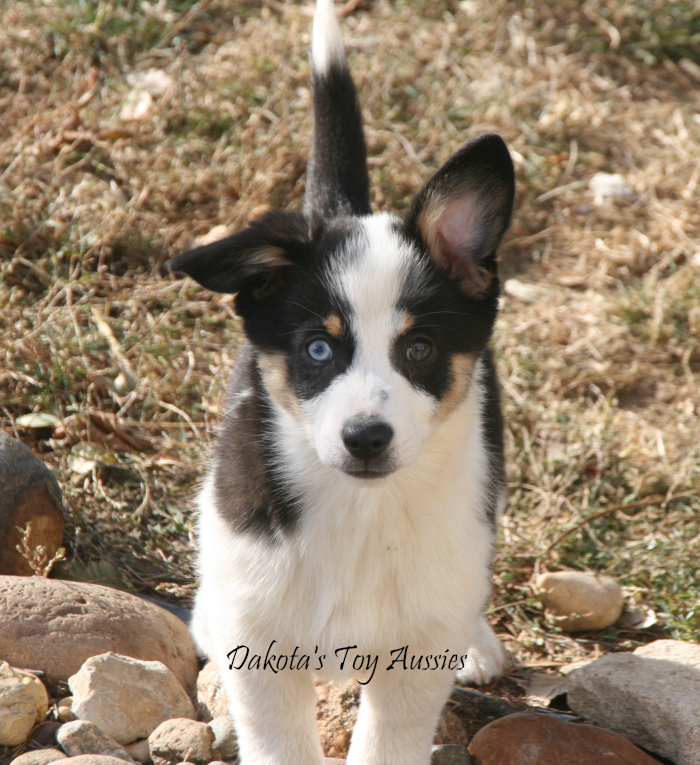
top-left (406, 338), bottom-right (433, 362)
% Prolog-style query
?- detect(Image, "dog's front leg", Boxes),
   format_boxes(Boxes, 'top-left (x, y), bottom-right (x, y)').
top-left (346, 666), bottom-right (456, 765)
top-left (224, 667), bottom-right (324, 765)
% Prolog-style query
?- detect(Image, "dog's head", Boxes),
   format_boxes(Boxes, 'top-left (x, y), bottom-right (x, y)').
top-left (169, 134), bottom-right (514, 481)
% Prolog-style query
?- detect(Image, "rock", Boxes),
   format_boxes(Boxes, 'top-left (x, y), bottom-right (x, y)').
top-left (195, 662), bottom-right (229, 722)
top-left (0, 431), bottom-right (65, 576)
top-left (58, 697), bottom-right (77, 722)
top-left (57, 720), bottom-right (136, 761)
top-left (431, 744), bottom-right (471, 764)
top-left (69, 653), bottom-right (196, 745)
top-left (10, 750), bottom-right (67, 765)
top-left (0, 576), bottom-right (199, 693)
top-left (208, 716), bottom-right (238, 760)
top-left (567, 647), bottom-right (700, 765)
top-left (589, 172), bottom-right (636, 205)
top-left (434, 708), bottom-right (470, 749)
top-left (32, 721), bottom-right (63, 747)
top-left (0, 661), bottom-right (50, 746)
top-left (59, 757), bottom-right (136, 765)
top-left (125, 69), bottom-right (174, 97)
top-left (634, 638), bottom-right (700, 667)
top-left (503, 279), bottom-right (552, 304)
top-left (147, 719), bottom-right (215, 765)
top-left (535, 571), bottom-right (623, 631)
top-left (468, 711), bottom-right (660, 764)
top-left (316, 681), bottom-right (360, 758)
top-left (193, 225), bottom-right (233, 248)
top-left (123, 740), bottom-right (151, 764)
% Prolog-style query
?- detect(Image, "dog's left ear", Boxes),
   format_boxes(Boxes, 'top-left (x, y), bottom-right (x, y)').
top-left (405, 134), bottom-right (515, 296)
top-left (168, 211), bottom-right (311, 316)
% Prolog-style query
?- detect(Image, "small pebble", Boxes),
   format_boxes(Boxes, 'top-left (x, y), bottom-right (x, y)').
top-left (148, 719), bottom-right (214, 765)
top-left (57, 758), bottom-right (135, 765)
top-left (431, 744), bottom-right (471, 765)
top-left (31, 721), bottom-right (63, 747)
top-left (123, 740), bottom-right (150, 764)
top-left (57, 720), bottom-right (136, 762)
top-left (57, 697), bottom-right (76, 723)
top-left (589, 172), bottom-right (636, 205)
top-left (208, 716), bottom-right (238, 760)
top-left (536, 571), bottom-right (623, 631)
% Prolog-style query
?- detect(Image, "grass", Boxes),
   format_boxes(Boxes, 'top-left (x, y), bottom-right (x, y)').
top-left (1, 0), bottom-right (698, 684)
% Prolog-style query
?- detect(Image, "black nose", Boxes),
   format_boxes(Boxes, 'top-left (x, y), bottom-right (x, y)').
top-left (342, 416), bottom-right (394, 462)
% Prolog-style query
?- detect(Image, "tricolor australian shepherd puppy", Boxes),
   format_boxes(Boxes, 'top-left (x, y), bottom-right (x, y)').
top-left (169, 1), bottom-right (515, 763)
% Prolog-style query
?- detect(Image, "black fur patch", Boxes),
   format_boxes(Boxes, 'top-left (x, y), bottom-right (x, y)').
top-left (212, 344), bottom-right (301, 539)
top-left (478, 347), bottom-right (506, 529)
top-left (389, 223), bottom-right (500, 403)
top-left (306, 62), bottom-right (371, 219)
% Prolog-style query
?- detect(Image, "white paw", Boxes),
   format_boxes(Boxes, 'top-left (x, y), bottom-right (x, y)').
top-left (456, 617), bottom-right (509, 686)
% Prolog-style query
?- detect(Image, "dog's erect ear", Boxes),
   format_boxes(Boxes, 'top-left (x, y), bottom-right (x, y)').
top-left (405, 134), bottom-right (515, 296)
top-left (168, 211), bottom-right (311, 314)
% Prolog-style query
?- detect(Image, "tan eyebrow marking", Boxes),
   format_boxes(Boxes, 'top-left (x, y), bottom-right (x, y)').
top-left (436, 353), bottom-right (476, 422)
top-left (323, 313), bottom-right (344, 338)
top-left (397, 311), bottom-right (416, 335)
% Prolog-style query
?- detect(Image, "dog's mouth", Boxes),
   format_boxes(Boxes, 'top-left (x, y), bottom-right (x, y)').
top-left (341, 456), bottom-right (397, 481)
top-left (343, 467), bottom-right (394, 480)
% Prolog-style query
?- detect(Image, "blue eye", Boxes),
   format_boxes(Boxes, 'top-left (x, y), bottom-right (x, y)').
top-left (307, 339), bottom-right (333, 363)
top-left (407, 338), bottom-right (433, 362)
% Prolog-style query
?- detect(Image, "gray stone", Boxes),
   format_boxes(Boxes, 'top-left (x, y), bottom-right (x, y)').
top-left (31, 721), bottom-right (63, 747)
top-left (0, 431), bottom-right (65, 576)
top-left (123, 740), bottom-right (150, 764)
top-left (431, 744), bottom-right (471, 764)
top-left (58, 697), bottom-right (76, 722)
top-left (148, 719), bottom-right (215, 765)
top-left (208, 716), bottom-right (238, 760)
top-left (634, 638), bottom-right (700, 668)
top-left (195, 662), bottom-right (228, 723)
top-left (69, 653), bottom-right (196, 745)
top-left (567, 648), bottom-right (700, 765)
top-left (60, 758), bottom-right (136, 765)
top-left (589, 172), bottom-right (636, 205)
top-left (0, 661), bottom-right (50, 746)
top-left (0, 577), bottom-right (199, 694)
top-left (10, 750), bottom-right (67, 765)
top-left (536, 571), bottom-right (623, 631)
top-left (57, 720), bottom-right (136, 762)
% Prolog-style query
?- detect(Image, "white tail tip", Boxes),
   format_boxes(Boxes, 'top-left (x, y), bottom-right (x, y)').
top-left (312, 0), bottom-right (345, 75)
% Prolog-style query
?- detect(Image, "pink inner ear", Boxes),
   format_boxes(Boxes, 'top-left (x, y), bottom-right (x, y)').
top-left (435, 194), bottom-right (484, 281)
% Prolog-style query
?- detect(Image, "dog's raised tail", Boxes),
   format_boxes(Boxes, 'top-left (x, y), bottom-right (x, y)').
top-left (306, 0), bottom-right (371, 220)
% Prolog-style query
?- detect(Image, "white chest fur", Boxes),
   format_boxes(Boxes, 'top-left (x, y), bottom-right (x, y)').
top-left (193, 368), bottom-right (494, 681)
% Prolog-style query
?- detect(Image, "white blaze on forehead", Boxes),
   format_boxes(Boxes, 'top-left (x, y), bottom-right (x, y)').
top-left (328, 214), bottom-right (426, 360)
top-left (310, 215), bottom-right (437, 471)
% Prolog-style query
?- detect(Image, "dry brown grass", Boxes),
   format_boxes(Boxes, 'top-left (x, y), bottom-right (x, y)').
top-left (1, 0), bottom-right (699, 679)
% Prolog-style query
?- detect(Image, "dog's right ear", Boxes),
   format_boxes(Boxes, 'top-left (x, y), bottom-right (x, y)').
top-left (168, 211), bottom-right (311, 315)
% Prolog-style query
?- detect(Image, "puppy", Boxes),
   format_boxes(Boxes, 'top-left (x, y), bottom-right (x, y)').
top-left (169, 1), bottom-right (515, 762)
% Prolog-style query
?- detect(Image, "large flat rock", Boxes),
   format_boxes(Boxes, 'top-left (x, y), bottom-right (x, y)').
top-left (567, 641), bottom-right (700, 765)
top-left (0, 576), bottom-right (198, 694)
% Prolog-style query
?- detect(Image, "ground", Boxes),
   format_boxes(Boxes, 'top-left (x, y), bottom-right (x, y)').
top-left (1, 0), bottom-right (698, 684)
